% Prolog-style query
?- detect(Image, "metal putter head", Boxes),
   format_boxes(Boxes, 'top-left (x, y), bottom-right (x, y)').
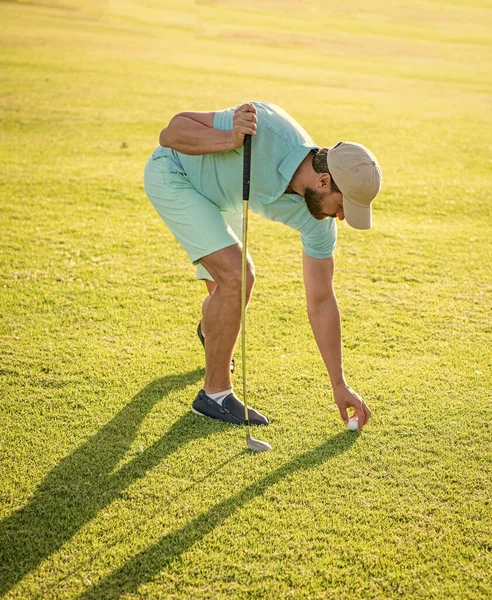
top-left (246, 433), bottom-right (272, 453)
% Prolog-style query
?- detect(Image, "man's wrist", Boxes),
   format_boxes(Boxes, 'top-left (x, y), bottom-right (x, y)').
top-left (224, 130), bottom-right (235, 151)
top-left (210, 129), bottom-right (237, 153)
top-left (331, 377), bottom-right (347, 392)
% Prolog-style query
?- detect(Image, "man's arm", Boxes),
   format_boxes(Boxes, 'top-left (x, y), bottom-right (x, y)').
top-left (159, 103), bottom-right (257, 155)
top-left (302, 251), bottom-right (371, 429)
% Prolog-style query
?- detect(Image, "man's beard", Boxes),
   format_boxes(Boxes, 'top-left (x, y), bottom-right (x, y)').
top-left (304, 187), bottom-right (334, 221)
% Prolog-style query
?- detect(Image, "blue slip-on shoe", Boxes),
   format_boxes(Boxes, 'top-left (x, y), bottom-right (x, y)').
top-left (192, 389), bottom-right (269, 426)
top-left (197, 321), bottom-right (235, 374)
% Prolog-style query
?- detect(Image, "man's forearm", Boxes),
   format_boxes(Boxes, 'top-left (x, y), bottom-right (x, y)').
top-left (307, 295), bottom-right (346, 390)
top-left (159, 115), bottom-right (234, 155)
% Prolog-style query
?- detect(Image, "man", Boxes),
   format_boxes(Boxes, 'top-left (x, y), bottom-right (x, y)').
top-left (144, 101), bottom-right (381, 430)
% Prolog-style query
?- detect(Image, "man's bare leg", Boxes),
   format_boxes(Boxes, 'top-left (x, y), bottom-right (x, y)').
top-left (200, 280), bottom-right (216, 328)
top-left (203, 279), bottom-right (217, 297)
top-left (198, 245), bottom-right (254, 394)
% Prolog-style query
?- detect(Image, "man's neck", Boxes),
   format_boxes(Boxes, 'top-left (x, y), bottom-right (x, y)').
top-left (288, 151), bottom-right (314, 196)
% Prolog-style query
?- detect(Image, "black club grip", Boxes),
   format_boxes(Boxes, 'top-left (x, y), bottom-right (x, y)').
top-left (242, 134), bottom-right (252, 201)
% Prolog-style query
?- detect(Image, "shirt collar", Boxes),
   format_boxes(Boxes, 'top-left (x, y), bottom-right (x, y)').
top-left (278, 144), bottom-right (319, 184)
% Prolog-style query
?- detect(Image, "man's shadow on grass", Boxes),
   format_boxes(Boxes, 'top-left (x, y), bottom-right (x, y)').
top-left (0, 367), bottom-right (210, 596)
top-left (78, 430), bottom-right (358, 600)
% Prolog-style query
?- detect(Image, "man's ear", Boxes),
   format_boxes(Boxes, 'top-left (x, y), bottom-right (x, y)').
top-left (317, 172), bottom-right (332, 190)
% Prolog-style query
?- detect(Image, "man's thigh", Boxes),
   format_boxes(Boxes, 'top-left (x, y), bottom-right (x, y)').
top-left (144, 158), bottom-right (238, 264)
top-left (196, 211), bottom-right (243, 281)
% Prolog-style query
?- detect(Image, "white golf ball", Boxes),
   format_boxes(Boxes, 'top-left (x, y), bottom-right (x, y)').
top-left (347, 417), bottom-right (359, 431)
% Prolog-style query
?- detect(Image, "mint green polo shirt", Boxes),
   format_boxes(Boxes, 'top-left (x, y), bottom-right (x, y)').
top-left (159, 101), bottom-right (337, 259)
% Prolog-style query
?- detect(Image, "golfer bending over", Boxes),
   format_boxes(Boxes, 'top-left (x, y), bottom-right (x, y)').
top-left (144, 102), bottom-right (381, 430)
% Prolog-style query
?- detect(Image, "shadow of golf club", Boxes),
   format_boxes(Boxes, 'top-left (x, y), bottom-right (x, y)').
top-left (0, 367), bottom-right (207, 596)
top-left (79, 430), bottom-right (358, 599)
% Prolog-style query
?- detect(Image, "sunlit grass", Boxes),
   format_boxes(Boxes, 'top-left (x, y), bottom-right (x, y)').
top-left (1, 0), bottom-right (491, 598)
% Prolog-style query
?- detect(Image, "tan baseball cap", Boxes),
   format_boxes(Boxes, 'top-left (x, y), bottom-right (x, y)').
top-left (326, 141), bottom-right (382, 230)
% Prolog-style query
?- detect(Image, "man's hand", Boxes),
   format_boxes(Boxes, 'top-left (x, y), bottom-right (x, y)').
top-left (231, 103), bottom-right (257, 149)
top-left (333, 383), bottom-right (371, 430)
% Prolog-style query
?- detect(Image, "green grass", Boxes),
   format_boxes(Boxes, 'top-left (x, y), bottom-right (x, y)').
top-left (1, 0), bottom-right (491, 598)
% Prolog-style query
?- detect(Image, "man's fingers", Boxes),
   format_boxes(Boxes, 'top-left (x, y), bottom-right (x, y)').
top-left (238, 102), bottom-right (256, 113)
top-left (356, 403), bottom-right (371, 430)
top-left (237, 120), bottom-right (257, 134)
top-left (235, 105), bottom-right (257, 120)
top-left (234, 105), bottom-right (257, 139)
top-left (363, 403), bottom-right (372, 426)
top-left (338, 405), bottom-right (349, 424)
top-left (238, 125), bottom-right (256, 136)
top-left (355, 406), bottom-right (365, 430)
top-left (238, 111), bottom-right (257, 122)
top-left (335, 387), bottom-right (371, 431)
top-left (237, 116), bottom-right (257, 127)
top-left (236, 115), bottom-right (257, 127)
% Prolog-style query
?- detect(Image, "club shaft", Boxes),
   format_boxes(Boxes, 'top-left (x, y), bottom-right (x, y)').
top-left (241, 199), bottom-right (249, 426)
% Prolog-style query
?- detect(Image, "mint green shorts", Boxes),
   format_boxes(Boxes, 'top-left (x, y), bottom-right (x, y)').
top-left (144, 154), bottom-right (242, 281)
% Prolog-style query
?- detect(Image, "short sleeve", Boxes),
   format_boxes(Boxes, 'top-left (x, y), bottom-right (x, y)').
top-left (213, 106), bottom-right (238, 131)
top-left (253, 195), bottom-right (337, 259)
top-left (299, 216), bottom-right (337, 259)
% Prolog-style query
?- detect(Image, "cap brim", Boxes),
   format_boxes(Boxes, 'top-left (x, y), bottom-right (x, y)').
top-left (343, 196), bottom-right (372, 230)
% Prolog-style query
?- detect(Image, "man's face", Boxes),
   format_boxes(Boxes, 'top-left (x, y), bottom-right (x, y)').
top-left (304, 186), bottom-right (345, 221)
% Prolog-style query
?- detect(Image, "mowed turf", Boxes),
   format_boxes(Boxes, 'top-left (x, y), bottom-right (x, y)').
top-left (1, 0), bottom-right (491, 598)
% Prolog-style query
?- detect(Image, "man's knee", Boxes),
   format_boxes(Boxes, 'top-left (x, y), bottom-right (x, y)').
top-left (199, 246), bottom-right (255, 297)
top-left (220, 263), bottom-right (255, 298)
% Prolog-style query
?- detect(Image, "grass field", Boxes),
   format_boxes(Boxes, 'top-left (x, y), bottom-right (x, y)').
top-left (1, 0), bottom-right (491, 598)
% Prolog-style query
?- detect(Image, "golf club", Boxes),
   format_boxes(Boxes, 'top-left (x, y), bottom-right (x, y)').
top-left (241, 134), bottom-right (272, 453)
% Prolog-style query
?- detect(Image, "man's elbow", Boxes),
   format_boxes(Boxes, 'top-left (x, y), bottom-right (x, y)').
top-left (159, 120), bottom-right (177, 147)
top-left (159, 127), bottom-right (170, 147)
top-left (158, 114), bottom-right (182, 147)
